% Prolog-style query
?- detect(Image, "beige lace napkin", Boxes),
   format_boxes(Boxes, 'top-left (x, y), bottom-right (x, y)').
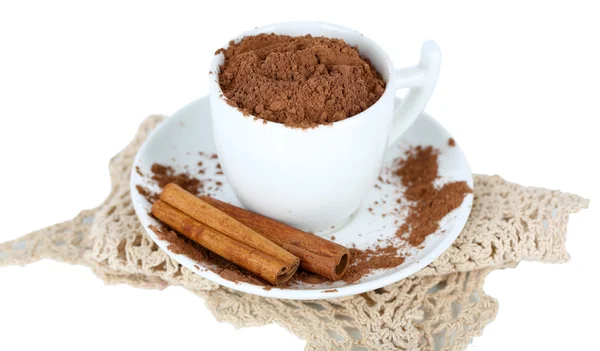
top-left (0, 116), bottom-right (588, 351)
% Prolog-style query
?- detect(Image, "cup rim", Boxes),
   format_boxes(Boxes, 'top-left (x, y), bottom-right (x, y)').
top-left (209, 21), bottom-right (396, 130)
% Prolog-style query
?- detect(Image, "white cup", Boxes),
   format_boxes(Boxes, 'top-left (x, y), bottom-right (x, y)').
top-left (209, 22), bottom-right (440, 233)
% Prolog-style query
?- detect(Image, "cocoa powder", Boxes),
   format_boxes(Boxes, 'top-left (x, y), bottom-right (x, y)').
top-left (141, 161), bottom-right (408, 285)
top-left (264, 245), bottom-right (405, 286)
top-left (149, 196), bottom-right (407, 286)
top-left (141, 145), bottom-right (471, 287)
top-left (151, 209), bottom-right (407, 286)
top-left (135, 153), bottom-right (223, 203)
top-left (343, 247), bottom-right (405, 283)
top-left (135, 184), bottom-right (158, 203)
top-left (217, 34), bottom-right (386, 128)
top-left (394, 146), bottom-right (472, 246)
top-left (150, 163), bottom-right (203, 195)
top-left (149, 225), bottom-right (206, 263)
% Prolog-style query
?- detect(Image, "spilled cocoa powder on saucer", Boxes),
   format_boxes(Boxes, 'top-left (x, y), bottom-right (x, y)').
top-left (138, 161), bottom-right (407, 286)
top-left (149, 222), bottom-right (405, 287)
top-left (138, 144), bottom-right (471, 287)
top-left (217, 34), bottom-right (386, 128)
top-left (284, 246), bottom-right (405, 286)
top-left (135, 153), bottom-right (223, 203)
top-left (394, 146), bottom-right (472, 246)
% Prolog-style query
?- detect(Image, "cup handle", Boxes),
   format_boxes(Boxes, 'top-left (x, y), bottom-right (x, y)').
top-left (387, 40), bottom-right (441, 147)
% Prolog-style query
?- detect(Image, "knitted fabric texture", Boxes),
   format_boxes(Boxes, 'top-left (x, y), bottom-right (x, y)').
top-left (0, 116), bottom-right (589, 351)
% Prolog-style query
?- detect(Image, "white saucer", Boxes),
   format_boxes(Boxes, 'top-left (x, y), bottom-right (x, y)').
top-left (131, 96), bottom-right (473, 300)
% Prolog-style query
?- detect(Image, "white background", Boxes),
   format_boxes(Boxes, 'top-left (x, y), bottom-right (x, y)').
top-left (0, 1), bottom-right (597, 350)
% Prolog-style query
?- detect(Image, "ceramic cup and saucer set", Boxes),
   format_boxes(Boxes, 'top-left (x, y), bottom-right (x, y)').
top-left (131, 22), bottom-right (473, 300)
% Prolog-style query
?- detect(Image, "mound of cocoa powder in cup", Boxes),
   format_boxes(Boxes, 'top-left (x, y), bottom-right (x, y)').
top-left (216, 34), bottom-right (386, 128)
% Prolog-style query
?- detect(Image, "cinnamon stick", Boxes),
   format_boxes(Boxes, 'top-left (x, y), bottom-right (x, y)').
top-left (199, 196), bottom-right (351, 281)
top-left (151, 200), bottom-right (297, 285)
top-left (160, 184), bottom-right (299, 271)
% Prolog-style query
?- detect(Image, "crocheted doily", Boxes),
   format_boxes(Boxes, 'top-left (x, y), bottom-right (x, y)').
top-left (0, 116), bottom-right (589, 351)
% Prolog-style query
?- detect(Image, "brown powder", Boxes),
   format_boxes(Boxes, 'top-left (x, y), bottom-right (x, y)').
top-left (149, 225), bottom-right (206, 263)
top-left (286, 271), bottom-right (331, 285)
top-left (394, 146), bottom-right (472, 246)
top-left (218, 268), bottom-right (266, 285)
top-left (136, 185), bottom-right (158, 203)
top-left (217, 34), bottom-right (386, 128)
top-left (342, 247), bottom-right (405, 283)
top-left (151, 213), bottom-right (406, 286)
top-left (135, 153), bottom-right (223, 203)
top-left (150, 163), bottom-right (203, 195)
top-left (448, 138), bottom-right (456, 147)
top-left (141, 157), bottom-right (262, 286)
top-left (141, 145), bottom-right (472, 287)
top-left (281, 245), bottom-right (405, 286)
